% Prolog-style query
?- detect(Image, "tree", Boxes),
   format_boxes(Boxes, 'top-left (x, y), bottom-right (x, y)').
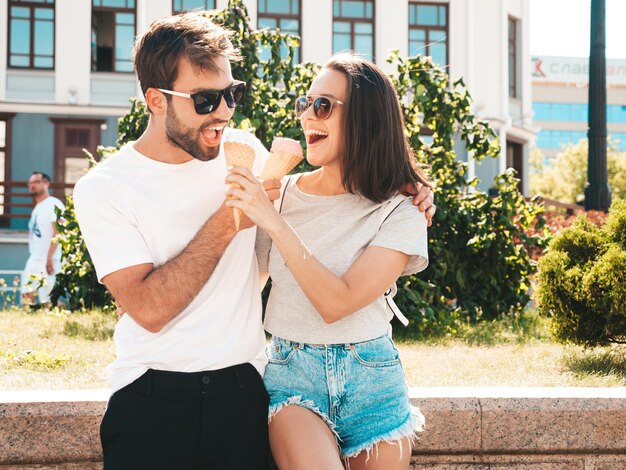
top-left (530, 140), bottom-right (626, 204)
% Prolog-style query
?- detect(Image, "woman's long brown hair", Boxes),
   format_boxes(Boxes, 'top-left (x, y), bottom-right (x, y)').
top-left (325, 54), bottom-right (432, 203)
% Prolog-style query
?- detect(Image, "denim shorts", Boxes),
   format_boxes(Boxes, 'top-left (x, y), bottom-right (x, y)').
top-left (263, 334), bottom-right (425, 458)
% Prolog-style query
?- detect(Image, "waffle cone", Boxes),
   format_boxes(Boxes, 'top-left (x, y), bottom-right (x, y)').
top-left (224, 142), bottom-right (256, 230)
top-left (260, 151), bottom-right (304, 181)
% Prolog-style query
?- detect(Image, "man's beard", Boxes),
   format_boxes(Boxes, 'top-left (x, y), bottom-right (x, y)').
top-left (165, 105), bottom-right (222, 162)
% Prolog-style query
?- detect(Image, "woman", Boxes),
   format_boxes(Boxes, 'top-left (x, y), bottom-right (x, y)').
top-left (226, 54), bottom-right (431, 470)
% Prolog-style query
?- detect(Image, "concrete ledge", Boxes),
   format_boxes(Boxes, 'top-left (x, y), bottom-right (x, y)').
top-left (1, 388), bottom-right (625, 468)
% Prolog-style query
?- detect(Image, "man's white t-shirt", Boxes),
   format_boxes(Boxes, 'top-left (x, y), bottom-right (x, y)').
top-left (28, 196), bottom-right (64, 261)
top-left (73, 128), bottom-right (269, 393)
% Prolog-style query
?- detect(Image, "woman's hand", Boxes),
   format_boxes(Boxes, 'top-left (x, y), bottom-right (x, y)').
top-left (225, 167), bottom-right (284, 234)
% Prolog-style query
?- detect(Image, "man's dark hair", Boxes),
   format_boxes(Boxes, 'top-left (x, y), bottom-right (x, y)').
top-left (325, 54), bottom-right (432, 203)
top-left (132, 11), bottom-right (241, 110)
top-left (32, 171), bottom-right (51, 183)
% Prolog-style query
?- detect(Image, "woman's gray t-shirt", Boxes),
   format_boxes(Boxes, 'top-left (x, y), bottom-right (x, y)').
top-left (255, 174), bottom-right (428, 344)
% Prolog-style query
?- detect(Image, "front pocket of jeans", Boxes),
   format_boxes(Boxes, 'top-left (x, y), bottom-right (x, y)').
top-left (350, 341), bottom-right (400, 368)
top-left (266, 341), bottom-right (297, 365)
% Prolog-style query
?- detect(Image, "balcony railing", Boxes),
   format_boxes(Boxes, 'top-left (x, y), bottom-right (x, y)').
top-left (0, 181), bottom-right (74, 227)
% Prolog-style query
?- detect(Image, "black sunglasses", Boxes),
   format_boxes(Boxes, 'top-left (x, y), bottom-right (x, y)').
top-left (158, 81), bottom-right (246, 115)
top-left (295, 95), bottom-right (344, 120)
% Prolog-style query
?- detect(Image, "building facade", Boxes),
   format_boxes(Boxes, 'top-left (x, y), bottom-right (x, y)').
top-left (0, 0), bottom-right (532, 282)
top-left (532, 55), bottom-right (626, 160)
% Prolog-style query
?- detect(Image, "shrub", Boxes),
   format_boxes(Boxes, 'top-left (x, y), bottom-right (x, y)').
top-left (388, 51), bottom-right (546, 326)
top-left (537, 199), bottom-right (626, 346)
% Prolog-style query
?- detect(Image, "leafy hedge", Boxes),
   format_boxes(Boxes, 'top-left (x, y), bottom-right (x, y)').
top-left (388, 51), bottom-right (546, 332)
top-left (537, 199), bottom-right (626, 346)
top-left (52, 0), bottom-right (546, 333)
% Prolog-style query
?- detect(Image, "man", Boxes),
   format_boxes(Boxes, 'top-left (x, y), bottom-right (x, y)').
top-left (73, 12), bottom-right (435, 470)
top-left (21, 172), bottom-right (65, 306)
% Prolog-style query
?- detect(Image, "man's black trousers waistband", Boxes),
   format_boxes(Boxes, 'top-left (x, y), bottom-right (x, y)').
top-left (100, 363), bottom-right (269, 470)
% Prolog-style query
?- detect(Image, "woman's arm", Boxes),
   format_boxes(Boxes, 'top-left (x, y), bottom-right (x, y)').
top-left (226, 167), bottom-right (409, 323)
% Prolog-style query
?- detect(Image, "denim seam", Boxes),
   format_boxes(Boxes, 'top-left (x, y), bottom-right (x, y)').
top-left (349, 347), bottom-right (401, 368)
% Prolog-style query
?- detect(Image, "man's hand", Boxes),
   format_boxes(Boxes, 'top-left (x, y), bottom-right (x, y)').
top-left (402, 182), bottom-right (436, 227)
top-left (227, 175), bottom-right (283, 232)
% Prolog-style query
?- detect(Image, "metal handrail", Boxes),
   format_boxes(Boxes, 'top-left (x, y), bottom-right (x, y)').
top-left (0, 181), bottom-right (75, 223)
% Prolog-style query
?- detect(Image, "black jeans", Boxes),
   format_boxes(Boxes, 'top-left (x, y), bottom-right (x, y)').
top-left (100, 363), bottom-right (270, 470)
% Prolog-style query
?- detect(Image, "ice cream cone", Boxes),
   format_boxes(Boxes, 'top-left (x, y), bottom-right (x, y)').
top-left (224, 141), bottom-right (256, 230)
top-left (260, 151), bottom-right (304, 181)
top-left (260, 137), bottom-right (304, 181)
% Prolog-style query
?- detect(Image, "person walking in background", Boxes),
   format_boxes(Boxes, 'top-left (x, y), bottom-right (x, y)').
top-left (227, 54), bottom-right (431, 470)
top-left (21, 171), bottom-right (65, 306)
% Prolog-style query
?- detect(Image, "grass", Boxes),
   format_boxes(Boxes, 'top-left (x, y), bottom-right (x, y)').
top-left (0, 308), bottom-right (115, 390)
top-left (0, 308), bottom-right (624, 390)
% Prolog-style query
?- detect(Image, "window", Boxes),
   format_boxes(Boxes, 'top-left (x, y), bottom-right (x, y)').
top-left (8, 0), bottom-right (55, 69)
top-left (532, 102), bottom-right (626, 123)
top-left (51, 119), bottom-right (104, 189)
top-left (92, 0), bottom-right (136, 73)
top-left (508, 16), bottom-right (519, 98)
top-left (535, 130), bottom-right (587, 149)
top-left (408, 2), bottom-right (448, 66)
top-left (258, 0), bottom-right (301, 62)
top-left (608, 105), bottom-right (626, 124)
top-left (332, 0), bottom-right (375, 61)
top-left (172, 0), bottom-right (215, 14)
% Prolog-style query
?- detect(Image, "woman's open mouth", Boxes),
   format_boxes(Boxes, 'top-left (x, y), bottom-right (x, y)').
top-left (306, 129), bottom-right (328, 145)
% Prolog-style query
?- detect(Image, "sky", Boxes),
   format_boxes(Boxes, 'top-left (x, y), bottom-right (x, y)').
top-left (530, 0), bottom-right (626, 59)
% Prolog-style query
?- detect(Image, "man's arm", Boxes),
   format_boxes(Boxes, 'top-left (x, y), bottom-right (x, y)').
top-left (103, 203), bottom-right (239, 333)
top-left (101, 179), bottom-right (281, 333)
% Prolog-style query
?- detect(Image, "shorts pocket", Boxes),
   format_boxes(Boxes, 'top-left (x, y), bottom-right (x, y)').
top-left (266, 337), bottom-right (298, 365)
top-left (350, 336), bottom-right (400, 368)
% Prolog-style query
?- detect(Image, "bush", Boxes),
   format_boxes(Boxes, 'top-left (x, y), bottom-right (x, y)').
top-left (388, 51), bottom-right (546, 328)
top-left (537, 199), bottom-right (626, 346)
top-left (53, 0), bottom-right (545, 333)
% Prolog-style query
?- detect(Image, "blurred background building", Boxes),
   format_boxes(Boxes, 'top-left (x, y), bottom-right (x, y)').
top-left (532, 55), bottom-right (626, 161)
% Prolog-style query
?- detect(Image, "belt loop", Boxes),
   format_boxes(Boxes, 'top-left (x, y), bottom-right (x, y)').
top-left (144, 369), bottom-right (153, 396)
top-left (233, 368), bottom-right (245, 389)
